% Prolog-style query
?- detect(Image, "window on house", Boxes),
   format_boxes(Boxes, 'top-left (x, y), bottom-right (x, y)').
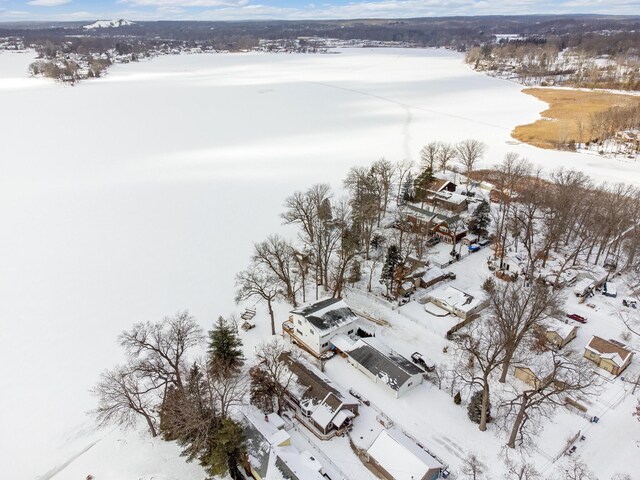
top-left (322, 342), bottom-right (328, 348)
top-left (297, 319), bottom-right (302, 326)
top-left (348, 329), bottom-right (354, 334)
top-left (310, 328), bottom-right (314, 335)
top-left (407, 382), bottom-right (412, 387)
top-left (296, 329), bottom-right (303, 336)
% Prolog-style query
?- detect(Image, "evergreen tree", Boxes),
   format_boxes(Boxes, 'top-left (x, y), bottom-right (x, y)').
top-left (413, 166), bottom-right (435, 203)
top-left (381, 245), bottom-right (401, 296)
top-left (470, 199), bottom-right (491, 236)
top-left (249, 366), bottom-right (277, 414)
top-left (202, 418), bottom-right (247, 479)
top-left (401, 171), bottom-right (415, 203)
top-left (347, 260), bottom-right (362, 286)
top-left (467, 390), bottom-right (491, 424)
top-left (208, 316), bottom-right (244, 371)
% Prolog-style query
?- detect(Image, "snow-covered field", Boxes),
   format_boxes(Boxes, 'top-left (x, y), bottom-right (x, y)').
top-left (2, 47), bottom-right (640, 480)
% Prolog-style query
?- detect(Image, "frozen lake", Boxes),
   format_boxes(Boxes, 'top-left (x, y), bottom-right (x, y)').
top-left (0, 47), bottom-right (637, 479)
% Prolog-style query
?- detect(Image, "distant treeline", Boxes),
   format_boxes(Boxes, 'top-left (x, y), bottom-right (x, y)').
top-left (2, 15), bottom-right (640, 56)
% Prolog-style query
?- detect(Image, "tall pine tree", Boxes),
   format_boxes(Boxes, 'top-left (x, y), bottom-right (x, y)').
top-left (469, 199), bottom-right (491, 236)
top-left (381, 245), bottom-right (401, 296)
top-left (401, 171), bottom-right (415, 204)
top-left (467, 390), bottom-right (491, 424)
top-left (208, 316), bottom-right (244, 371)
top-left (413, 166), bottom-right (435, 203)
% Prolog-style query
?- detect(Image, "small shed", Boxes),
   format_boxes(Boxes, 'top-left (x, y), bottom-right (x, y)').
top-left (367, 428), bottom-right (443, 480)
top-left (544, 321), bottom-right (578, 349)
top-left (602, 282), bottom-right (617, 298)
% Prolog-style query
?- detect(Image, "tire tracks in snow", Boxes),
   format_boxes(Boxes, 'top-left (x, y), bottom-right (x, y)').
top-left (37, 439), bottom-right (100, 480)
top-left (308, 80), bottom-right (511, 162)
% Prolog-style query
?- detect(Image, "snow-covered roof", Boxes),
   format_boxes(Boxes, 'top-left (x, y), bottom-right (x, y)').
top-left (274, 448), bottom-right (324, 480)
top-left (367, 429), bottom-right (443, 480)
top-left (348, 338), bottom-right (423, 391)
top-left (330, 333), bottom-right (356, 352)
top-left (283, 354), bottom-right (358, 408)
top-left (574, 278), bottom-right (595, 294)
top-left (604, 282), bottom-right (617, 295)
top-left (432, 190), bottom-right (467, 205)
top-left (269, 429), bottom-right (291, 447)
top-left (310, 402), bottom-right (337, 429)
top-left (291, 297), bottom-right (358, 332)
top-left (266, 412), bottom-right (286, 429)
top-left (429, 178), bottom-right (457, 192)
top-left (405, 204), bottom-right (461, 225)
top-left (424, 302), bottom-right (450, 317)
top-left (546, 320), bottom-right (577, 341)
top-left (428, 285), bottom-right (485, 313)
top-left (421, 266), bottom-right (445, 283)
top-left (243, 418), bottom-right (273, 479)
top-left (515, 351), bottom-right (556, 380)
top-left (585, 336), bottom-right (633, 368)
top-left (332, 409), bottom-right (355, 428)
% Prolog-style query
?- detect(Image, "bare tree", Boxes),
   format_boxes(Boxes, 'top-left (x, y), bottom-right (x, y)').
top-left (235, 261), bottom-right (283, 335)
top-left (500, 352), bottom-right (599, 449)
top-left (558, 458), bottom-right (597, 480)
top-left (394, 158), bottom-right (415, 205)
top-left (493, 153), bottom-right (532, 270)
top-left (253, 234), bottom-right (299, 306)
top-left (344, 166), bottom-right (379, 258)
top-left (118, 311), bottom-right (204, 392)
top-left (254, 338), bottom-right (299, 414)
top-left (206, 359), bottom-right (248, 421)
top-left (420, 142), bottom-right (440, 171)
top-left (91, 363), bottom-right (161, 437)
top-left (456, 139), bottom-right (487, 188)
top-left (461, 453), bottom-right (486, 480)
top-left (503, 455), bottom-right (541, 480)
top-left (329, 209), bottom-right (360, 299)
top-left (456, 320), bottom-right (508, 431)
top-left (371, 158), bottom-right (397, 220)
top-left (485, 281), bottom-right (564, 383)
top-left (437, 141), bottom-right (457, 174)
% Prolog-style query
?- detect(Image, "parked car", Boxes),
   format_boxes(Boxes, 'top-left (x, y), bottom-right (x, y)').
top-left (445, 271), bottom-right (456, 280)
top-left (567, 313), bottom-right (587, 324)
top-left (468, 244), bottom-right (481, 253)
top-left (411, 352), bottom-right (426, 367)
top-left (478, 238), bottom-right (491, 247)
top-left (426, 237), bottom-right (440, 247)
top-left (411, 352), bottom-right (435, 372)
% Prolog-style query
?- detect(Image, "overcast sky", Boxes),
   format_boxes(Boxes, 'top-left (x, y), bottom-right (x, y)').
top-left (1, 0), bottom-right (639, 22)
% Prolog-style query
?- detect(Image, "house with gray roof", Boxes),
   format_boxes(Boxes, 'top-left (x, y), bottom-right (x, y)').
top-left (242, 413), bottom-right (326, 480)
top-left (283, 297), bottom-right (359, 356)
top-left (347, 337), bottom-right (424, 398)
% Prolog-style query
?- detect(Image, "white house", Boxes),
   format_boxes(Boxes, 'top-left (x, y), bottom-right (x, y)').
top-left (347, 337), bottom-right (424, 398)
top-left (426, 285), bottom-right (487, 319)
top-left (367, 428), bottom-right (444, 480)
top-left (283, 297), bottom-right (359, 356)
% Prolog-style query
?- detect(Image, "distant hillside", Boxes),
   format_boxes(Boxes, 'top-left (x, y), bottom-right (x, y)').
top-left (83, 19), bottom-right (135, 30)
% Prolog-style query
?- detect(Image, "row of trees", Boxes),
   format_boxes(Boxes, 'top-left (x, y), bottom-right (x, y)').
top-left (466, 37), bottom-right (640, 91)
top-left (235, 140), bottom-right (489, 318)
top-left (486, 153), bottom-right (640, 285)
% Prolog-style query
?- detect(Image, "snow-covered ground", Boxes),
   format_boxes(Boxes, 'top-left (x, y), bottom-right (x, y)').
top-left (2, 47), bottom-right (640, 480)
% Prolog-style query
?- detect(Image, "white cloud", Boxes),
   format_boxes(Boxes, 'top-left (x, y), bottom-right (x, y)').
top-left (120, 0), bottom-right (249, 7)
top-left (27, 0), bottom-right (71, 6)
